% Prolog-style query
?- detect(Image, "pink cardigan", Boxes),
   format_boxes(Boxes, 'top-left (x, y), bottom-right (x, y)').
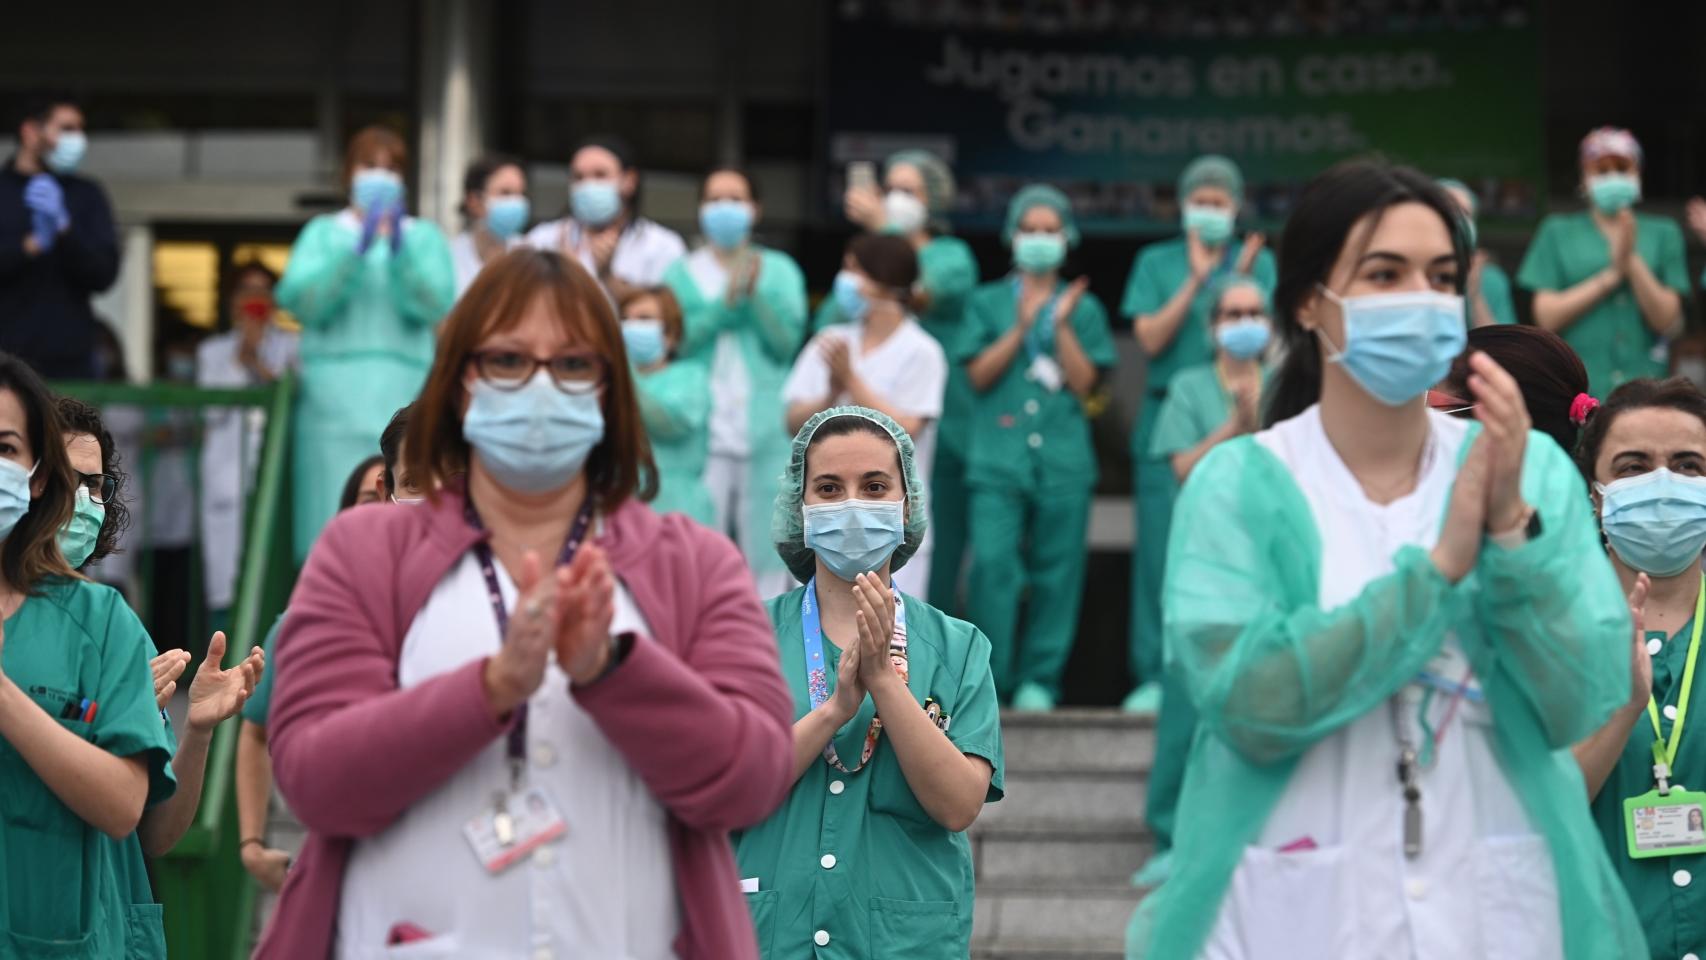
top-left (254, 488), bottom-right (794, 959)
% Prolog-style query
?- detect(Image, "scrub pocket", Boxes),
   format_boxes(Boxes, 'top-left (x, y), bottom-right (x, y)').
top-left (1473, 834), bottom-right (1560, 959)
top-left (744, 890), bottom-right (778, 958)
top-left (1212, 843), bottom-right (1351, 956)
top-left (124, 903), bottom-right (168, 960)
top-left (868, 897), bottom-right (960, 958)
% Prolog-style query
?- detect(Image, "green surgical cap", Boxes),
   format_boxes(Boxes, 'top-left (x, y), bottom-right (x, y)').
top-left (885, 149), bottom-right (956, 215)
top-left (1436, 177), bottom-right (1477, 216)
top-left (772, 405), bottom-right (928, 585)
top-left (1178, 155), bottom-right (1245, 202)
top-left (1205, 273), bottom-right (1271, 316)
top-left (1002, 184), bottom-right (1081, 247)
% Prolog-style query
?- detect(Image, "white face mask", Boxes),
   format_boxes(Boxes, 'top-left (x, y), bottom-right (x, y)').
top-left (883, 190), bottom-right (928, 235)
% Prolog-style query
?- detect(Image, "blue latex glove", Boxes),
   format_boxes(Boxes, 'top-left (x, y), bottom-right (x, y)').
top-left (388, 206), bottom-right (405, 256)
top-left (29, 210), bottom-right (57, 252)
top-left (357, 203), bottom-right (386, 255)
top-left (23, 175), bottom-right (69, 234)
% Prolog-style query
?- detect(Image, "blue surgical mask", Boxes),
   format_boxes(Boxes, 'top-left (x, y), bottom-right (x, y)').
top-left (622, 319), bottom-right (667, 367)
top-left (1587, 173), bottom-right (1640, 215)
top-left (462, 373), bottom-right (605, 494)
top-left (484, 195), bottom-right (530, 240)
top-left (1215, 318), bottom-right (1271, 360)
top-left (1183, 204), bottom-right (1235, 246)
top-left (58, 486), bottom-right (104, 569)
top-left (352, 168), bottom-right (404, 213)
top-left (803, 498), bottom-right (906, 581)
top-left (1317, 286), bottom-right (1466, 406)
top-left (0, 458), bottom-right (37, 543)
top-left (699, 200), bottom-right (754, 250)
top-left (1597, 468), bottom-right (1706, 577)
top-left (833, 270), bottom-right (870, 323)
top-left (1013, 233), bottom-right (1067, 274)
top-left (46, 131), bottom-right (87, 175)
top-left (571, 180), bottom-right (623, 226)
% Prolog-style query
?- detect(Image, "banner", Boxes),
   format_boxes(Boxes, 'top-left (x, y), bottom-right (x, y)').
top-left (825, 5), bottom-right (1544, 234)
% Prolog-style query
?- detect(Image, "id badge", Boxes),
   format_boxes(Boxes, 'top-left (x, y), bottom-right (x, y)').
top-left (1623, 788), bottom-right (1706, 859)
top-left (1026, 354), bottom-right (1063, 393)
top-left (462, 786), bottom-right (568, 874)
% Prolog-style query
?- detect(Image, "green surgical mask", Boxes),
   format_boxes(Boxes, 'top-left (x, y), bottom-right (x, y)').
top-left (58, 487), bottom-right (105, 569)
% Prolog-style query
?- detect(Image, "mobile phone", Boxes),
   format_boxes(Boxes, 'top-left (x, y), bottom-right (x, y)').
top-left (847, 161), bottom-right (877, 194)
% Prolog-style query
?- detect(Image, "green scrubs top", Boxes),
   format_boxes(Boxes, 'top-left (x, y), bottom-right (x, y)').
top-left (635, 356), bottom-right (715, 525)
top-left (1516, 211), bottom-right (1691, 396)
top-left (240, 614), bottom-right (286, 726)
top-left (1119, 236), bottom-right (1277, 395)
top-left (1147, 363), bottom-right (1267, 462)
top-left (1479, 261), bottom-right (1519, 327)
top-left (734, 587), bottom-right (1004, 960)
top-left (0, 578), bottom-right (177, 958)
top-left (958, 278), bottom-right (1118, 495)
top-left (1591, 613), bottom-right (1706, 959)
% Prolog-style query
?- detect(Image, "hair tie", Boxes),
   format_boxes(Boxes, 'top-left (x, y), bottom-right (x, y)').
top-left (1569, 392), bottom-right (1599, 426)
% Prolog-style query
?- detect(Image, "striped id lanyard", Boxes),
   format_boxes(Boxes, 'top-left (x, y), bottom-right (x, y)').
top-left (801, 576), bottom-right (908, 773)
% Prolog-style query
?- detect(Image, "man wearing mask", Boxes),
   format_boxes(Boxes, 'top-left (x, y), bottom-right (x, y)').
top-left (0, 92), bottom-right (119, 378)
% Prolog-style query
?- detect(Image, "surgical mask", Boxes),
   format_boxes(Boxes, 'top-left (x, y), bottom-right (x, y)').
top-left (1597, 468), bottom-right (1706, 577)
top-left (462, 373), bottom-right (605, 494)
top-left (1183, 203), bottom-right (1235, 246)
top-left (484, 195), bottom-right (530, 240)
top-left (622, 319), bottom-right (667, 367)
top-left (1316, 286), bottom-right (1466, 406)
top-left (833, 270), bottom-right (870, 322)
top-left (571, 180), bottom-right (622, 226)
top-left (1587, 173), bottom-right (1641, 215)
top-left (45, 131), bottom-right (87, 175)
top-left (699, 200), bottom-right (753, 250)
top-left (0, 458), bottom-right (37, 543)
top-left (803, 498), bottom-right (906, 582)
top-left (1215, 318), bottom-right (1271, 360)
top-left (883, 190), bottom-right (928, 235)
top-left (58, 486), bottom-right (104, 569)
top-left (1013, 232), bottom-right (1067, 274)
top-left (352, 168), bottom-right (404, 213)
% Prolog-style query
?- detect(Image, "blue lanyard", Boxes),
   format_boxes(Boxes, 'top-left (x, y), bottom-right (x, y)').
top-left (801, 576), bottom-right (909, 772)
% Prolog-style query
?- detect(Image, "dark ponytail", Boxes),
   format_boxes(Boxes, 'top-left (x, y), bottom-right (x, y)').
top-left (1265, 159), bottom-right (1470, 426)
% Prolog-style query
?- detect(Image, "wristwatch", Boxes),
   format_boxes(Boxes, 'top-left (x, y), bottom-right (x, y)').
top-left (1489, 506), bottom-right (1542, 550)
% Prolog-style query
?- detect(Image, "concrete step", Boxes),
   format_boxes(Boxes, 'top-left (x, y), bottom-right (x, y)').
top-left (999, 709), bottom-right (1155, 776)
top-left (973, 819), bottom-right (1150, 885)
top-left (979, 768), bottom-right (1147, 829)
top-left (973, 944), bottom-right (1126, 960)
top-left (974, 882), bottom-right (1143, 949)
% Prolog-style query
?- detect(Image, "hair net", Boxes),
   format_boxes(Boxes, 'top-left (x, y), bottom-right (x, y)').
top-left (885, 149), bottom-right (956, 215)
top-left (1204, 273), bottom-right (1271, 317)
top-left (1579, 127), bottom-right (1643, 167)
top-left (1436, 177), bottom-right (1477, 217)
top-left (1177, 155), bottom-right (1245, 202)
top-left (772, 405), bottom-right (928, 584)
top-left (1002, 184), bottom-right (1081, 248)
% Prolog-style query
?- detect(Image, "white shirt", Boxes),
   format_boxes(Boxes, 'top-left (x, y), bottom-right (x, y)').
top-left (684, 248), bottom-right (753, 459)
top-left (781, 318), bottom-right (947, 491)
top-left (524, 217), bottom-right (686, 290)
top-left (337, 552), bottom-right (680, 960)
top-left (1202, 406), bottom-right (1558, 959)
top-left (451, 231), bottom-right (521, 300)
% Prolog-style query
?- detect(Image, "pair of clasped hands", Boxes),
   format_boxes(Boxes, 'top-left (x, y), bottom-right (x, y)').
top-left (482, 544), bottom-right (619, 717)
top-left (825, 573), bottom-right (905, 726)
top-left (1429, 352), bottom-right (1534, 585)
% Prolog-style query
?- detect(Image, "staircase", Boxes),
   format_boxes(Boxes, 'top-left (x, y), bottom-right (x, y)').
top-left (971, 709), bottom-right (1154, 960)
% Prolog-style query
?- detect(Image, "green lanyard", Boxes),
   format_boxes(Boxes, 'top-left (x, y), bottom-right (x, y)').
top-left (1646, 574), bottom-right (1706, 792)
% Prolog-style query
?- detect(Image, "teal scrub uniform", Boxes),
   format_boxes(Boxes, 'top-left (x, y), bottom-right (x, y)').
top-left (1120, 237), bottom-right (1276, 691)
top-left (668, 247), bottom-right (808, 586)
top-left (1590, 607), bottom-right (1706, 959)
top-left (0, 578), bottom-right (178, 958)
top-left (958, 278), bottom-right (1117, 701)
top-left (1479, 261), bottom-right (1519, 326)
top-left (1516, 211), bottom-right (1690, 396)
top-left (240, 614), bottom-right (286, 726)
top-left (1141, 361), bottom-right (1263, 863)
top-left (277, 213), bottom-right (455, 563)
top-left (733, 586), bottom-right (1004, 959)
top-left (815, 236), bottom-right (980, 615)
top-left (635, 356), bottom-right (715, 525)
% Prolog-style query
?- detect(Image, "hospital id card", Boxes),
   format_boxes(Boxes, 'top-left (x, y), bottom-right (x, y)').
top-left (1623, 788), bottom-right (1706, 859)
top-left (463, 786), bottom-right (567, 874)
top-left (1026, 355), bottom-right (1063, 393)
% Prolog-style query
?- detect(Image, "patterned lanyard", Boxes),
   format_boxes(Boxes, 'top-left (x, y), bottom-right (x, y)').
top-left (466, 497), bottom-right (597, 775)
top-left (801, 576), bottom-right (909, 773)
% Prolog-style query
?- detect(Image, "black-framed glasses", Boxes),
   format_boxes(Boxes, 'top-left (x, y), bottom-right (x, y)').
top-left (468, 350), bottom-right (607, 394)
top-left (76, 471), bottom-right (118, 505)
top-left (1218, 308), bottom-right (1268, 322)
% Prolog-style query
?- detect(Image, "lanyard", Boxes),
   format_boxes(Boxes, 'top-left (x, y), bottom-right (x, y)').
top-left (1009, 276), bottom-right (1061, 361)
top-left (467, 497), bottom-right (597, 781)
top-left (801, 576), bottom-right (909, 773)
top-left (1646, 574), bottom-right (1706, 791)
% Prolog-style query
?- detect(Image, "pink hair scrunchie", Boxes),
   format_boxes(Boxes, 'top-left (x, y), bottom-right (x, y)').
top-left (1570, 392), bottom-right (1600, 426)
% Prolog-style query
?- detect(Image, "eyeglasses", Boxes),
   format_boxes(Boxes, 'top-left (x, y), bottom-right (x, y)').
top-left (76, 471), bottom-right (118, 505)
top-left (468, 351), bottom-right (607, 394)
top-left (1218, 309), bottom-right (1268, 322)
